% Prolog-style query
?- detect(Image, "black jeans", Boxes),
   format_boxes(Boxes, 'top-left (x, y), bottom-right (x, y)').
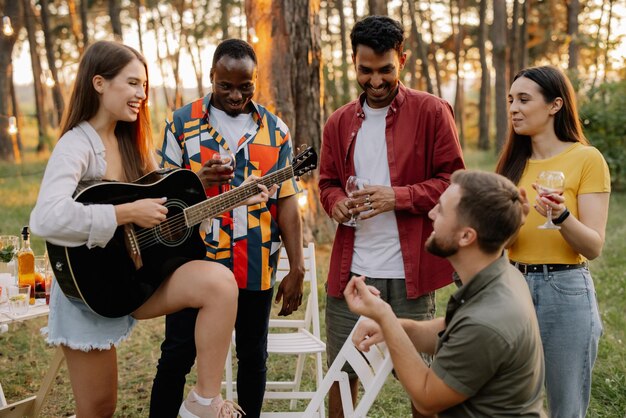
top-left (149, 288), bottom-right (274, 418)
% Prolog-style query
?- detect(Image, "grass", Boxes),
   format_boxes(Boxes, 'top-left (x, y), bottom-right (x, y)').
top-left (1, 143), bottom-right (625, 417)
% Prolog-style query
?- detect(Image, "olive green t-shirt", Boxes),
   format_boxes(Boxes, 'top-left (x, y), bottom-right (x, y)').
top-left (432, 256), bottom-right (547, 417)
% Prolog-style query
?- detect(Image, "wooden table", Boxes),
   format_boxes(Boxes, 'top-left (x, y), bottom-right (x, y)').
top-left (0, 301), bottom-right (65, 418)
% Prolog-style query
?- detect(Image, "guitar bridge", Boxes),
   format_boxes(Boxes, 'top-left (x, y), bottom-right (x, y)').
top-left (123, 224), bottom-right (143, 270)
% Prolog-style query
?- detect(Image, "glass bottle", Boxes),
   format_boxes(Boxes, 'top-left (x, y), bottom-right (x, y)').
top-left (17, 226), bottom-right (36, 305)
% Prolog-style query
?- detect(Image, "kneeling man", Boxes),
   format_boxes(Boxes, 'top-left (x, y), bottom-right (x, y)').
top-left (345, 170), bottom-right (546, 417)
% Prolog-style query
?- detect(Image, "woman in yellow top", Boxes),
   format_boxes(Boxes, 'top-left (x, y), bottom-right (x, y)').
top-left (496, 66), bottom-right (610, 418)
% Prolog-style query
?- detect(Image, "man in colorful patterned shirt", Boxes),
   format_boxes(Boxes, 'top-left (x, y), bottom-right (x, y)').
top-left (150, 39), bottom-right (305, 418)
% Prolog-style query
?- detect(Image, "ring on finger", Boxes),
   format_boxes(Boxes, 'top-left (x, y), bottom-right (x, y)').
top-left (365, 195), bottom-right (371, 204)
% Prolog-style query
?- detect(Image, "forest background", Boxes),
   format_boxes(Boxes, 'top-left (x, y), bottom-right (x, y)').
top-left (0, 0), bottom-right (625, 416)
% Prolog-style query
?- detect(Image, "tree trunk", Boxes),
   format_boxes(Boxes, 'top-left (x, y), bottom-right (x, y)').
top-left (187, 41), bottom-right (204, 98)
top-left (109, 0), bottom-right (123, 40)
top-left (508, 0), bottom-right (520, 84)
top-left (350, 0), bottom-right (358, 23)
top-left (156, 4), bottom-right (185, 109)
top-left (478, 0), bottom-right (490, 150)
top-left (451, 0), bottom-right (464, 146)
top-left (246, 0), bottom-right (332, 243)
top-left (322, 0), bottom-right (338, 119)
top-left (422, 8), bottom-right (442, 97)
top-left (368, 0), bottom-right (387, 15)
top-left (150, 11), bottom-right (173, 110)
top-left (135, 0), bottom-right (145, 53)
top-left (22, 0), bottom-right (49, 152)
top-left (407, 0), bottom-right (432, 93)
top-left (602, 0), bottom-right (614, 86)
top-left (221, 0), bottom-right (230, 39)
top-left (39, 0), bottom-right (65, 127)
top-left (336, 0), bottom-right (351, 104)
top-left (0, 0), bottom-right (23, 162)
top-left (10, 69), bottom-right (24, 160)
top-left (406, 1), bottom-right (418, 89)
top-left (493, 0), bottom-right (508, 153)
top-left (518, 0), bottom-right (529, 69)
top-left (589, 0), bottom-right (607, 93)
top-left (567, 0), bottom-right (579, 85)
top-left (67, 0), bottom-right (84, 54)
top-left (245, 0), bottom-right (274, 109)
top-left (80, 0), bottom-right (89, 47)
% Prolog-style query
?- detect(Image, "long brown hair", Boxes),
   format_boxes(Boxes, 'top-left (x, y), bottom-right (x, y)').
top-left (495, 66), bottom-right (588, 184)
top-left (61, 40), bottom-right (155, 181)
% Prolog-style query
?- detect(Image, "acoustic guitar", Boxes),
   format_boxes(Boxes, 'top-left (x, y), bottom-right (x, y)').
top-left (46, 146), bottom-right (317, 317)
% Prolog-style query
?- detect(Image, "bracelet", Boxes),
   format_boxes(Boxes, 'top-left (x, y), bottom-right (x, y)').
top-left (553, 208), bottom-right (570, 225)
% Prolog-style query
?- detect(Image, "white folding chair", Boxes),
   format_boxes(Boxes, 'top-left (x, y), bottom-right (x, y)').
top-left (224, 243), bottom-right (326, 417)
top-left (300, 316), bottom-right (394, 418)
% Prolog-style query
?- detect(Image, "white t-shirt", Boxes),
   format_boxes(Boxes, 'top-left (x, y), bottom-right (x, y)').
top-left (351, 102), bottom-right (405, 279)
top-left (209, 105), bottom-right (256, 152)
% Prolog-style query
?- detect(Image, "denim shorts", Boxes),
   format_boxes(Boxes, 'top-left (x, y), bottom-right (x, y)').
top-left (42, 280), bottom-right (136, 351)
top-left (325, 277), bottom-right (435, 379)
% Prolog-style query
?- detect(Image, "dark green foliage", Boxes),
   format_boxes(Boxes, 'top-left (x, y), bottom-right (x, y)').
top-left (580, 81), bottom-right (626, 190)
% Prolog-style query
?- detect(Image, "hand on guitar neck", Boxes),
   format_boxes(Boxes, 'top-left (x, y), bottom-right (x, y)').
top-left (239, 175), bottom-right (279, 206)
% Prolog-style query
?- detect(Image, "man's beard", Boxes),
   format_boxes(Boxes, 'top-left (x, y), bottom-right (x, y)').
top-left (425, 234), bottom-right (459, 258)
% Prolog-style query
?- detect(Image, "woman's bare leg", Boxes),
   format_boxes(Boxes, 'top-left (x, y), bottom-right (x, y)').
top-left (62, 346), bottom-right (118, 418)
top-left (134, 260), bottom-right (238, 398)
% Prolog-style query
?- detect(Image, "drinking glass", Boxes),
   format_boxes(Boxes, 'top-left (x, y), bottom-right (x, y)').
top-left (44, 273), bottom-right (53, 305)
top-left (8, 284), bottom-right (30, 316)
top-left (212, 150), bottom-right (236, 192)
top-left (0, 235), bottom-right (18, 277)
top-left (343, 176), bottom-right (370, 227)
top-left (212, 150), bottom-right (236, 172)
top-left (536, 171), bottom-right (565, 230)
top-left (35, 256), bottom-right (50, 300)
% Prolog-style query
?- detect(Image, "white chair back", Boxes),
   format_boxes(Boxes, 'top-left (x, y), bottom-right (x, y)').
top-left (224, 243), bottom-right (326, 418)
top-left (301, 316), bottom-right (394, 418)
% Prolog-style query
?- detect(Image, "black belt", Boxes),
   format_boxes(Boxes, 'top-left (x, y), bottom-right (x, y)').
top-left (511, 261), bottom-right (587, 275)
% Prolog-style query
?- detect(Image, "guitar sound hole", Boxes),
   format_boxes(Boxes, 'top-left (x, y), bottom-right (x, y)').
top-left (156, 199), bottom-right (191, 246)
top-left (158, 222), bottom-right (186, 243)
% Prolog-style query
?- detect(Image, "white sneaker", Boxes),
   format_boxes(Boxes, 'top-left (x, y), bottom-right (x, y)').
top-left (179, 391), bottom-right (244, 418)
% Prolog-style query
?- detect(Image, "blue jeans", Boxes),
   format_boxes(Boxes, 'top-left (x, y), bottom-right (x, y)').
top-left (149, 288), bottom-right (274, 418)
top-left (523, 266), bottom-right (602, 418)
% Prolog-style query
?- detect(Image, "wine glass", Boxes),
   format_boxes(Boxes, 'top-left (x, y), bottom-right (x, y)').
top-left (212, 149), bottom-right (236, 191)
top-left (536, 170), bottom-right (565, 230)
top-left (343, 176), bottom-right (370, 227)
top-left (212, 149), bottom-right (236, 172)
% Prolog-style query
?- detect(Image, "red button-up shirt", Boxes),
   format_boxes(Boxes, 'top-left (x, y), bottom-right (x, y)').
top-left (319, 83), bottom-right (465, 299)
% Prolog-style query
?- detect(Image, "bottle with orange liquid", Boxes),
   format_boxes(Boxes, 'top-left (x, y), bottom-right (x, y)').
top-left (17, 226), bottom-right (36, 305)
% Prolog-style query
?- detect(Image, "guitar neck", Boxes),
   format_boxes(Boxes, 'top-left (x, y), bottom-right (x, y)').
top-left (184, 166), bottom-right (295, 227)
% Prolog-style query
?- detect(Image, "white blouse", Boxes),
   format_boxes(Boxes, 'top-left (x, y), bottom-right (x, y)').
top-left (30, 121), bottom-right (118, 248)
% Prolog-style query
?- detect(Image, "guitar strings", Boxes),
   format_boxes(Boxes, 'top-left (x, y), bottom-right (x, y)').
top-left (133, 181), bottom-right (264, 247)
top-left (132, 167), bottom-right (293, 244)
top-left (132, 153), bottom-right (310, 248)
top-left (133, 174), bottom-right (286, 249)
top-left (131, 166), bottom-right (301, 250)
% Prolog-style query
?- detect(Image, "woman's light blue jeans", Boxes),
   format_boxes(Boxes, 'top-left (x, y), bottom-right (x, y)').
top-left (523, 266), bottom-right (602, 418)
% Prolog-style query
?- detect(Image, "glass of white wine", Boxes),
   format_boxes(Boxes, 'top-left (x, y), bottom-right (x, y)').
top-left (343, 176), bottom-right (370, 227)
top-left (536, 170), bottom-right (565, 230)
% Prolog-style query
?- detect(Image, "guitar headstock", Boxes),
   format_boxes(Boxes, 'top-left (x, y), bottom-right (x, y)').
top-left (292, 145), bottom-right (318, 178)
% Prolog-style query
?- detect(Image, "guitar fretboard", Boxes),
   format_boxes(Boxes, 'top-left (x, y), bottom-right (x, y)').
top-left (184, 166), bottom-right (295, 227)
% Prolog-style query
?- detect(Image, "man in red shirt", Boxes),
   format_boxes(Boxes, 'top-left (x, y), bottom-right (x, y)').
top-left (318, 15), bottom-right (465, 417)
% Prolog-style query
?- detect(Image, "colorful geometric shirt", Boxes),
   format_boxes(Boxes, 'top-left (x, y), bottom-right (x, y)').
top-left (158, 94), bottom-right (300, 290)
